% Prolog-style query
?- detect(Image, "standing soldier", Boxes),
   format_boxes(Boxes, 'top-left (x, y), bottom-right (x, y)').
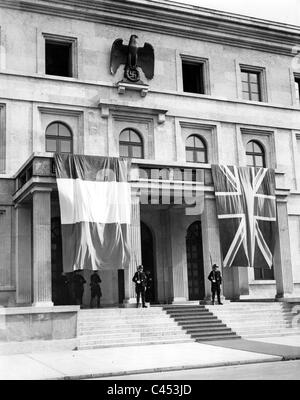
top-left (208, 264), bottom-right (223, 305)
top-left (132, 265), bottom-right (147, 308)
top-left (90, 270), bottom-right (102, 308)
top-left (73, 270), bottom-right (86, 307)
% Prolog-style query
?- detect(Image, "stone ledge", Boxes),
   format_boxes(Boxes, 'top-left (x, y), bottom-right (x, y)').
top-left (0, 305), bottom-right (80, 315)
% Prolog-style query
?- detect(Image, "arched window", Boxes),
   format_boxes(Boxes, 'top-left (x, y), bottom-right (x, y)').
top-left (246, 140), bottom-right (265, 167)
top-left (185, 135), bottom-right (207, 163)
top-left (45, 122), bottom-right (73, 153)
top-left (119, 128), bottom-right (143, 159)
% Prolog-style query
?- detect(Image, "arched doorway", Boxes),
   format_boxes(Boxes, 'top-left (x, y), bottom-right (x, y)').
top-left (186, 221), bottom-right (205, 300)
top-left (141, 221), bottom-right (155, 303)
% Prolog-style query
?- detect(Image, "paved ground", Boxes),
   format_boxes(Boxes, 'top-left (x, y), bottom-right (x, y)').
top-left (92, 359), bottom-right (300, 380)
top-left (0, 336), bottom-right (300, 380)
top-left (0, 340), bottom-right (282, 380)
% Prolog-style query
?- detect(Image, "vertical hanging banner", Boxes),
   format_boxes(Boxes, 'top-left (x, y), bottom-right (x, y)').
top-left (55, 154), bottom-right (131, 272)
top-left (211, 165), bottom-right (277, 268)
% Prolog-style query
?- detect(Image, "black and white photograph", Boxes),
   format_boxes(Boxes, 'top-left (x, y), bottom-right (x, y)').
top-left (0, 0), bottom-right (300, 385)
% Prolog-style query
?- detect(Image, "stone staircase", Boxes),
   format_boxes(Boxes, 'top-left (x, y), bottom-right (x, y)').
top-left (163, 305), bottom-right (240, 341)
top-left (77, 307), bottom-right (194, 350)
top-left (206, 302), bottom-right (300, 338)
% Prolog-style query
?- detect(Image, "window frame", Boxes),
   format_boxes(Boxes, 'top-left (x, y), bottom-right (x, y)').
top-left (246, 140), bottom-right (266, 168)
top-left (180, 55), bottom-right (211, 95)
top-left (294, 74), bottom-right (300, 105)
top-left (43, 33), bottom-right (78, 78)
top-left (119, 128), bottom-right (144, 159)
top-left (254, 266), bottom-right (275, 281)
top-left (45, 121), bottom-right (73, 154)
top-left (185, 134), bottom-right (208, 164)
top-left (239, 64), bottom-right (267, 103)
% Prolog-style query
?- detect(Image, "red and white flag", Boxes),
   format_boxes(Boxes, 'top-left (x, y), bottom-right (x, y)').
top-left (212, 165), bottom-right (277, 268)
top-left (55, 154), bottom-right (131, 272)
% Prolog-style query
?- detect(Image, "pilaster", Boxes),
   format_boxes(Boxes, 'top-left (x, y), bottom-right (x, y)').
top-left (274, 189), bottom-right (295, 300)
top-left (169, 208), bottom-right (188, 303)
top-left (123, 191), bottom-right (142, 306)
top-left (201, 195), bottom-right (223, 301)
top-left (32, 189), bottom-right (53, 307)
top-left (15, 204), bottom-right (32, 304)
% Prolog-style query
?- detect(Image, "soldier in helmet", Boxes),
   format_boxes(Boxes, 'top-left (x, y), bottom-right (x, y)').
top-left (132, 265), bottom-right (147, 308)
top-left (208, 264), bottom-right (223, 305)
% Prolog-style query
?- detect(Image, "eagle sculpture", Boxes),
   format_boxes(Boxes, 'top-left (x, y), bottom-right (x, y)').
top-left (110, 35), bottom-right (154, 82)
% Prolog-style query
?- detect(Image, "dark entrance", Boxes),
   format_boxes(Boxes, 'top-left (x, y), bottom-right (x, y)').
top-left (51, 216), bottom-right (75, 305)
top-left (186, 221), bottom-right (205, 300)
top-left (141, 221), bottom-right (155, 303)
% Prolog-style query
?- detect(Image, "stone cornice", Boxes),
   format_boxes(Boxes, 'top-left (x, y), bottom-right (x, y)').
top-left (0, 0), bottom-right (299, 56)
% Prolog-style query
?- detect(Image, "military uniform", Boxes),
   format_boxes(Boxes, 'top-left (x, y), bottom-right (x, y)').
top-left (73, 272), bottom-right (86, 306)
top-left (208, 267), bottom-right (223, 305)
top-left (90, 272), bottom-right (102, 308)
top-left (132, 267), bottom-right (147, 308)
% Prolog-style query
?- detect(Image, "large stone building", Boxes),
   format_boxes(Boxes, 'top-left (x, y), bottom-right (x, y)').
top-left (0, 0), bottom-right (300, 316)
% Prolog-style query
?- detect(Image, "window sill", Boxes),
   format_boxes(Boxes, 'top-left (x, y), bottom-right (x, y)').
top-left (249, 280), bottom-right (276, 285)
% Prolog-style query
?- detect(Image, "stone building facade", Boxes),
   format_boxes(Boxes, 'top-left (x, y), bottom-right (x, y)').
top-left (0, 0), bottom-right (300, 310)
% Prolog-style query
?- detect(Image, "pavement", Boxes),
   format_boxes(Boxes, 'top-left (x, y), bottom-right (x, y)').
top-left (1, 335), bottom-right (300, 380)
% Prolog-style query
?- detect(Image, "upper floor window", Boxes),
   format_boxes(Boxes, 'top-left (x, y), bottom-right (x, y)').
top-left (241, 69), bottom-right (262, 101)
top-left (119, 128), bottom-right (143, 159)
top-left (45, 122), bottom-right (73, 153)
top-left (246, 140), bottom-right (265, 167)
top-left (45, 35), bottom-right (77, 77)
top-left (295, 75), bottom-right (300, 105)
top-left (182, 61), bottom-right (204, 94)
top-left (186, 135), bottom-right (207, 163)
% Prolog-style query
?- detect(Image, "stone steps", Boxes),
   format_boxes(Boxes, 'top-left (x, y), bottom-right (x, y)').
top-left (206, 302), bottom-right (300, 338)
top-left (79, 326), bottom-right (184, 336)
top-left (79, 337), bottom-right (192, 350)
top-left (163, 305), bottom-right (240, 341)
top-left (77, 308), bottom-right (194, 350)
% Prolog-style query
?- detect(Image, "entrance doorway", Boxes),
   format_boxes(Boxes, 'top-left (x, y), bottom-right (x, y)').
top-left (186, 221), bottom-right (205, 300)
top-left (141, 221), bottom-right (155, 303)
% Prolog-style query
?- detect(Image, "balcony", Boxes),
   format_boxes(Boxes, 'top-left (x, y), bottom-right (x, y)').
top-left (12, 154), bottom-right (213, 203)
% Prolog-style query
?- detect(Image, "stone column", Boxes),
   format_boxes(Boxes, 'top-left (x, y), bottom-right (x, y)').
top-left (274, 190), bottom-right (295, 300)
top-left (201, 195), bottom-right (224, 301)
top-left (32, 189), bottom-right (53, 307)
top-left (15, 205), bottom-right (32, 304)
top-left (170, 208), bottom-right (188, 303)
top-left (123, 192), bottom-right (142, 306)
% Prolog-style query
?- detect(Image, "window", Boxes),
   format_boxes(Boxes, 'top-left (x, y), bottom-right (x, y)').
top-left (241, 69), bottom-right (262, 101)
top-left (295, 76), bottom-right (300, 105)
top-left (182, 61), bottom-right (204, 94)
top-left (185, 135), bottom-right (207, 163)
top-left (45, 39), bottom-right (73, 77)
top-left (45, 122), bottom-right (73, 153)
top-left (246, 140), bottom-right (265, 167)
top-left (119, 129), bottom-right (143, 159)
top-left (254, 266), bottom-right (274, 280)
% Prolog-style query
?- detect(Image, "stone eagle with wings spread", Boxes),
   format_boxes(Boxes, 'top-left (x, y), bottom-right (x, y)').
top-left (110, 35), bottom-right (154, 83)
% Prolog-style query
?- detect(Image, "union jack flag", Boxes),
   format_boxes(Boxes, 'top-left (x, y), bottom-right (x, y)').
top-left (211, 165), bottom-right (277, 268)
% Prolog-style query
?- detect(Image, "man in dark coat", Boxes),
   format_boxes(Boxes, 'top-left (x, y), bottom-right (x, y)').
top-left (73, 270), bottom-right (86, 306)
top-left (90, 271), bottom-right (102, 308)
top-left (132, 265), bottom-right (147, 308)
top-left (208, 264), bottom-right (223, 305)
top-left (145, 270), bottom-right (153, 304)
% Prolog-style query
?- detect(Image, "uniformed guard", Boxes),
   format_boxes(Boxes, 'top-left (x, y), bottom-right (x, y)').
top-left (208, 264), bottom-right (223, 305)
top-left (90, 270), bottom-right (102, 308)
top-left (73, 270), bottom-right (86, 306)
top-left (132, 265), bottom-right (148, 308)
